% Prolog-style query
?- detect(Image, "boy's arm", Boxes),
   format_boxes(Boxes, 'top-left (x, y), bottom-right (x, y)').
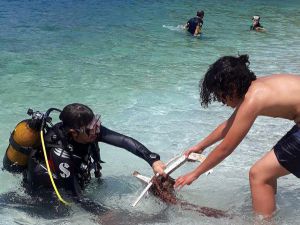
top-left (255, 27), bottom-right (266, 32)
top-left (185, 110), bottom-right (238, 155)
top-left (194, 25), bottom-right (200, 36)
top-left (175, 99), bottom-right (258, 188)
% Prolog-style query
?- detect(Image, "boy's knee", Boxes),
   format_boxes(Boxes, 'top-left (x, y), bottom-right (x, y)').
top-left (249, 165), bottom-right (261, 183)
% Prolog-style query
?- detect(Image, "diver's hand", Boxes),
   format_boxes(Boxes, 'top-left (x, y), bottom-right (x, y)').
top-left (152, 160), bottom-right (166, 176)
top-left (174, 171), bottom-right (199, 190)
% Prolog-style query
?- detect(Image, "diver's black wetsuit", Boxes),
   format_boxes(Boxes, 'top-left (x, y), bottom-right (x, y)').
top-left (186, 16), bottom-right (203, 34)
top-left (23, 123), bottom-right (159, 212)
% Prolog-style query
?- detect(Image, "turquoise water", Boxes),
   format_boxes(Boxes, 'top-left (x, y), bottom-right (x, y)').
top-left (0, 0), bottom-right (300, 224)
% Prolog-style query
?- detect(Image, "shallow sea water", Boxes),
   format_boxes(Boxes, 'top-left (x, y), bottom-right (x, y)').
top-left (0, 0), bottom-right (300, 224)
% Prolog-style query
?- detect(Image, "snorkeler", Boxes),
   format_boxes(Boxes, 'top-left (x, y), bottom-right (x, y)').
top-left (250, 15), bottom-right (265, 32)
top-left (174, 54), bottom-right (300, 220)
top-left (185, 10), bottom-right (204, 36)
top-left (3, 103), bottom-right (165, 213)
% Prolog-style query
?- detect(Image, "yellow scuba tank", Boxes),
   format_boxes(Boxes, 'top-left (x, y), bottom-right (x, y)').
top-left (3, 110), bottom-right (43, 173)
top-left (3, 107), bottom-right (70, 205)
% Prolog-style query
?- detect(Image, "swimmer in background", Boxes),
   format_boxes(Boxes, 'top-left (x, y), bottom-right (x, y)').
top-left (250, 15), bottom-right (265, 32)
top-left (185, 10), bottom-right (204, 36)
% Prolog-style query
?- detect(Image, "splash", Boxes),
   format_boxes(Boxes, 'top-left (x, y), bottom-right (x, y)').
top-left (162, 25), bottom-right (186, 32)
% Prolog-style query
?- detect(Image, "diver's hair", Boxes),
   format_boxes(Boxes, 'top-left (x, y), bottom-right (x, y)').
top-left (199, 54), bottom-right (256, 107)
top-left (59, 103), bottom-right (94, 129)
top-left (197, 10), bottom-right (204, 17)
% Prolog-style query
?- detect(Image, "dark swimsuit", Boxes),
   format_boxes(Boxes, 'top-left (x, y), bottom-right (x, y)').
top-left (250, 23), bottom-right (263, 30)
top-left (274, 125), bottom-right (300, 178)
top-left (186, 17), bottom-right (203, 34)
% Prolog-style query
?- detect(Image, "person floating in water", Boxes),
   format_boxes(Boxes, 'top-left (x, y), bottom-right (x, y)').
top-left (3, 103), bottom-right (165, 214)
top-left (250, 15), bottom-right (265, 32)
top-left (174, 54), bottom-right (300, 220)
top-left (185, 10), bottom-right (204, 36)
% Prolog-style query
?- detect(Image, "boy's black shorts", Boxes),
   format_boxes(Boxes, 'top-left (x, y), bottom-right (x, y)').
top-left (274, 125), bottom-right (300, 178)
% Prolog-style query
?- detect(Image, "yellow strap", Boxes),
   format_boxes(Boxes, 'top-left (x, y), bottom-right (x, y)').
top-left (40, 130), bottom-right (70, 205)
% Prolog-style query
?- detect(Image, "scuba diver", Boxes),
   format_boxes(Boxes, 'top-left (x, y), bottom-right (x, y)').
top-left (250, 15), bottom-right (265, 32)
top-left (3, 103), bottom-right (165, 214)
top-left (185, 10), bottom-right (204, 36)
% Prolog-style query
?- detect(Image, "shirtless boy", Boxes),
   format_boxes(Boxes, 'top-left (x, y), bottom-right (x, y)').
top-left (174, 54), bottom-right (300, 219)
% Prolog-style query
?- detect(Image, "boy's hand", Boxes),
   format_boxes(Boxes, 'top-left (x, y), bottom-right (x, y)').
top-left (174, 171), bottom-right (199, 190)
top-left (184, 146), bottom-right (204, 158)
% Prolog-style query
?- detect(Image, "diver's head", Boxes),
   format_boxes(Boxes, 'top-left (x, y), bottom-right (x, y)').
top-left (200, 55), bottom-right (256, 108)
top-left (197, 10), bottom-right (204, 18)
top-left (60, 103), bottom-right (101, 143)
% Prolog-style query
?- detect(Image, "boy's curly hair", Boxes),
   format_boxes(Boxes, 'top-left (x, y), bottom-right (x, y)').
top-left (200, 55), bottom-right (256, 107)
